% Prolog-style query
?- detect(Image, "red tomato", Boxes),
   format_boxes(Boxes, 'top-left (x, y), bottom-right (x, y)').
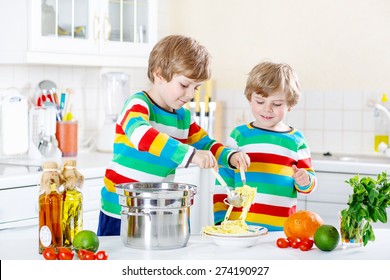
top-left (286, 236), bottom-right (295, 245)
top-left (276, 238), bottom-right (289, 248)
top-left (42, 247), bottom-right (58, 260)
top-left (95, 250), bottom-right (109, 260)
top-left (78, 249), bottom-right (96, 260)
top-left (290, 237), bottom-right (301, 249)
top-left (300, 237), bottom-right (314, 249)
top-left (299, 243), bottom-right (311, 251)
top-left (58, 247), bottom-right (74, 260)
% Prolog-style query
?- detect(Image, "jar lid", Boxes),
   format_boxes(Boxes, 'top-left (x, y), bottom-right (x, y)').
top-left (42, 161), bottom-right (58, 170)
top-left (63, 159), bottom-right (77, 169)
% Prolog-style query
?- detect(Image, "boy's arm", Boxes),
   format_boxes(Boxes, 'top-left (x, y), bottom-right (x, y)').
top-left (187, 119), bottom-right (236, 169)
top-left (294, 140), bottom-right (317, 194)
top-left (118, 96), bottom-right (195, 167)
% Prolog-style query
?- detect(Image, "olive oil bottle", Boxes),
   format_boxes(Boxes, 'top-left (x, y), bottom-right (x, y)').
top-left (38, 162), bottom-right (63, 254)
top-left (61, 160), bottom-right (84, 247)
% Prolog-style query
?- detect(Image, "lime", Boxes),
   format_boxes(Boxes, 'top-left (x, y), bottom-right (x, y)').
top-left (72, 230), bottom-right (100, 252)
top-left (314, 224), bottom-right (340, 251)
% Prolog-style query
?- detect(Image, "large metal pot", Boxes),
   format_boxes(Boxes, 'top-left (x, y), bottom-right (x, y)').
top-left (115, 182), bottom-right (198, 250)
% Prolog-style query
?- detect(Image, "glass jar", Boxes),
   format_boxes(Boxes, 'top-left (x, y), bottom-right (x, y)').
top-left (38, 161), bottom-right (63, 253)
top-left (61, 160), bottom-right (84, 247)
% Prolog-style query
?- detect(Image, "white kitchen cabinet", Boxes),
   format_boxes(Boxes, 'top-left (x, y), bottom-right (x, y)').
top-left (0, 184), bottom-right (38, 228)
top-left (0, 176), bottom-right (103, 231)
top-left (174, 166), bottom-right (214, 234)
top-left (0, 0), bottom-right (157, 67)
top-left (303, 171), bottom-right (390, 229)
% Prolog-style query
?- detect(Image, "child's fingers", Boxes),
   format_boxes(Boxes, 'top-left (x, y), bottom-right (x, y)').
top-left (292, 165), bottom-right (299, 173)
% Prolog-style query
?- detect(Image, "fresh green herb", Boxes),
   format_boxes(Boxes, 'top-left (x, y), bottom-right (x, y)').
top-left (340, 172), bottom-right (390, 246)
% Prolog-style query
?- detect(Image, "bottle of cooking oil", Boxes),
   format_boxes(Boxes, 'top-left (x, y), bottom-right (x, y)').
top-left (61, 160), bottom-right (84, 248)
top-left (374, 93), bottom-right (389, 152)
top-left (38, 161), bottom-right (63, 254)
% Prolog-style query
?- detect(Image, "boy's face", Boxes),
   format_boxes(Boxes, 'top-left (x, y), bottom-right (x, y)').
top-left (249, 90), bottom-right (291, 131)
top-left (156, 74), bottom-right (202, 111)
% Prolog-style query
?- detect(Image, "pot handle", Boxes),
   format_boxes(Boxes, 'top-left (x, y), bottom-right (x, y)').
top-left (121, 209), bottom-right (152, 221)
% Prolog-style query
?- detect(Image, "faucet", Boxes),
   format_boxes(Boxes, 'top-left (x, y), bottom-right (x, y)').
top-left (374, 103), bottom-right (390, 156)
top-left (374, 103), bottom-right (390, 121)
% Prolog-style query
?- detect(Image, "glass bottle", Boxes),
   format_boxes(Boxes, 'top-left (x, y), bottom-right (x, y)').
top-left (61, 160), bottom-right (84, 248)
top-left (38, 161), bottom-right (63, 254)
top-left (374, 93), bottom-right (389, 152)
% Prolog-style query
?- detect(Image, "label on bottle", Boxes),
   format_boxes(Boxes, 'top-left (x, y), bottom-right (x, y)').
top-left (39, 225), bottom-right (52, 247)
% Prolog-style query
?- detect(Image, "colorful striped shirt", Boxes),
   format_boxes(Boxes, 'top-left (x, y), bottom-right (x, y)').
top-left (214, 123), bottom-right (317, 231)
top-left (102, 91), bottom-right (235, 218)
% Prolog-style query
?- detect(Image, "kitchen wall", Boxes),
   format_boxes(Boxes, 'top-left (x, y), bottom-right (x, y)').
top-left (1, 0), bottom-right (389, 155)
top-left (165, 0), bottom-right (390, 155)
top-left (0, 65), bottom-right (151, 149)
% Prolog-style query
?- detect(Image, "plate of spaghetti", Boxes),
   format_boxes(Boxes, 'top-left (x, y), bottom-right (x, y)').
top-left (202, 185), bottom-right (268, 247)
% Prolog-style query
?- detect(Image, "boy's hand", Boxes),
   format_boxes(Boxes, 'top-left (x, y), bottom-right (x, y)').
top-left (191, 150), bottom-right (218, 169)
top-left (292, 165), bottom-right (310, 186)
top-left (229, 152), bottom-right (250, 170)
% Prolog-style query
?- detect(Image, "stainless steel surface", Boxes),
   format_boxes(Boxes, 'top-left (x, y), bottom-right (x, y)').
top-left (116, 182), bottom-right (197, 250)
top-left (211, 169), bottom-right (243, 207)
top-left (240, 168), bottom-right (246, 185)
top-left (38, 80), bottom-right (56, 92)
top-left (312, 153), bottom-right (390, 164)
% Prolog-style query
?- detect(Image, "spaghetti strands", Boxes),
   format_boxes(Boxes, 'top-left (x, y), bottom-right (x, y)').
top-left (203, 184), bottom-right (256, 235)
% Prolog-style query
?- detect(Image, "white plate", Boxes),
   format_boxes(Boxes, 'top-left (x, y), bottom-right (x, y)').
top-left (203, 225), bottom-right (267, 237)
top-left (203, 226), bottom-right (268, 248)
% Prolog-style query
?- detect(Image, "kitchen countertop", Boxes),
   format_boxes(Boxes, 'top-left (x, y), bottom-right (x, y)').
top-left (311, 152), bottom-right (390, 174)
top-left (0, 224), bottom-right (389, 260)
top-left (1, 151), bottom-right (390, 190)
top-left (1, 151), bottom-right (390, 261)
top-left (0, 151), bottom-right (112, 189)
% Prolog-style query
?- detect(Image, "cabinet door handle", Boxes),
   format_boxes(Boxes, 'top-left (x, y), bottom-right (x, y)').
top-left (103, 16), bottom-right (111, 42)
top-left (93, 14), bottom-right (100, 41)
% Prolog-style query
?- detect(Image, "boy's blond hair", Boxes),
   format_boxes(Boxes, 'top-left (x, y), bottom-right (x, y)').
top-left (244, 62), bottom-right (301, 107)
top-left (147, 35), bottom-right (211, 83)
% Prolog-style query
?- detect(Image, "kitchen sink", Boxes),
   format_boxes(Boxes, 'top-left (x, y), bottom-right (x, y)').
top-left (0, 158), bottom-right (42, 175)
top-left (312, 153), bottom-right (390, 165)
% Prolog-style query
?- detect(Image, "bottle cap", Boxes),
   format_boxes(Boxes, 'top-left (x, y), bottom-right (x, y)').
top-left (42, 161), bottom-right (58, 171)
top-left (63, 160), bottom-right (77, 169)
top-left (381, 93), bottom-right (388, 103)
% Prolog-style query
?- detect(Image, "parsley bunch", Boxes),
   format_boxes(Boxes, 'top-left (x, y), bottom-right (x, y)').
top-left (340, 172), bottom-right (390, 246)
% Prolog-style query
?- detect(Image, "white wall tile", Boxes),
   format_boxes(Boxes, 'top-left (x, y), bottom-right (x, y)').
top-left (362, 131), bottom-right (375, 153)
top-left (0, 62), bottom-right (383, 156)
top-left (343, 111), bottom-right (362, 131)
top-left (0, 65), bottom-right (14, 89)
top-left (306, 110), bottom-right (324, 130)
top-left (287, 109), bottom-right (305, 129)
top-left (343, 91), bottom-right (363, 110)
top-left (324, 110), bottom-right (343, 130)
top-left (363, 110), bottom-right (375, 132)
top-left (295, 90), bottom-right (306, 110)
top-left (13, 65), bottom-right (29, 89)
top-left (324, 91), bottom-right (343, 110)
top-left (342, 131), bottom-right (363, 153)
top-left (28, 65), bottom-right (44, 91)
top-left (323, 131), bottom-right (343, 153)
top-left (305, 91), bottom-right (324, 110)
top-left (304, 130), bottom-right (324, 153)
top-left (42, 65), bottom-right (59, 84)
top-left (57, 66), bottom-right (73, 90)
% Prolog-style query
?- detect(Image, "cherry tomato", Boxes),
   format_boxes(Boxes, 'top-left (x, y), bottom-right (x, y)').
top-left (300, 237), bottom-right (314, 249)
top-left (290, 237), bottom-right (301, 249)
top-left (299, 243), bottom-right (311, 251)
top-left (276, 238), bottom-right (289, 248)
top-left (95, 250), bottom-right (109, 260)
top-left (58, 247), bottom-right (74, 260)
top-left (286, 236), bottom-right (295, 245)
top-left (42, 247), bottom-right (58, 260)
top-left (78, 249), bottom-right (96, 260)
